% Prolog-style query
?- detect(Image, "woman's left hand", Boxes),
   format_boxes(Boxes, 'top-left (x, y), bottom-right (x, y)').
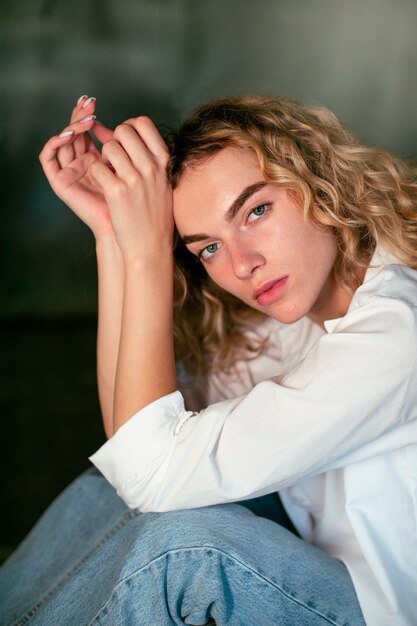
top-left (89, 116), bottom-right (173, 265)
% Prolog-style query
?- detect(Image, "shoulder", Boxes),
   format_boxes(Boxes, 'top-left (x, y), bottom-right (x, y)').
top-left (355, 261), bottom-right (417, 310)
top-left (349, 261), bottom-right (417, 336)
top-left (356, 247), bottom-right (417, 307)
top-left (323, 259), bottom-right (417, 381)
top-left (326, 250), bottom-right (417, 337)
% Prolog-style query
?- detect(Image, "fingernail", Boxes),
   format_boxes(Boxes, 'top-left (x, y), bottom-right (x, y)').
top-left (82, 96), bottom-right (96, 108)
top-left (77, 94), bottom-right (88, 105)
top-left (80, 114), bottom-right (96, 123)
top-left (59, 129), bottom-right (74, 138)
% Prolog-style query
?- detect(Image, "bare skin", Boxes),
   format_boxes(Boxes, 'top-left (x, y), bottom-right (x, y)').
top-left (88, 116), bottom-right (176, 432)
top-left (174, 147), bottom-right (355, 328)
top-left (40, 97), bottom-right (122, 437)
top-left (40, 98), bottom-right (176, 436)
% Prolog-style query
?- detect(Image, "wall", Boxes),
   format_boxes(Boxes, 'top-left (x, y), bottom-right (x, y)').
top-left (1, 0), bottom-right (416, 558)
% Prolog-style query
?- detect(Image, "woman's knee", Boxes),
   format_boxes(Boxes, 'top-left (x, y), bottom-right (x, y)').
top-left (91, 505), bottom-right (266, 625)
top-left (129, 503), bottom-right (258, 559)
top-left (92, 506), bottom-right (357, 626)
top-left (115, 501), bottom-right (301, 595)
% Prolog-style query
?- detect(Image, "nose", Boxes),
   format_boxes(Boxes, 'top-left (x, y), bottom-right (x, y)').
top-left (229, 241), bottom-right (265, 279)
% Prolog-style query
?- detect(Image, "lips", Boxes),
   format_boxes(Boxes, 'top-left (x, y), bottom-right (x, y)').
top-left (254, 276), bottom-right (289, 306)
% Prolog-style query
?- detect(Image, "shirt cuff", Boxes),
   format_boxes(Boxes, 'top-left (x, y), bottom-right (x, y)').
top-left (89, 391), bottom-right (192, 506)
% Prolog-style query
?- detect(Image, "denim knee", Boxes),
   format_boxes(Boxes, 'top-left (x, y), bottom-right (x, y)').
top-left (116, 504), bottom-right (260, 574)
top-left (90, 505), bottom-right (364, 626)
top-left (2, 500), bottom-right (365, 626)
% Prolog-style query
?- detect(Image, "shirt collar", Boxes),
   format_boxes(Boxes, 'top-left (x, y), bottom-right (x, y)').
top-left (362, 246), bottom-right (399, 283)
top-left (323, 247), bottom-right (399, 333)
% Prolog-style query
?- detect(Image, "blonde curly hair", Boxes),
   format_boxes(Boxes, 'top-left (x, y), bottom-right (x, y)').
top-left (167, 95), bottom-right (417, 377)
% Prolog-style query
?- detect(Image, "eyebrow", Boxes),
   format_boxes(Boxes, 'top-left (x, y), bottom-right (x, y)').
top-left (181, 181), bottom-right (268, 245)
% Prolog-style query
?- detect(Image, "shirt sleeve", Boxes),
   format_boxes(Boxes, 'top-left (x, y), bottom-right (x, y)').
top-left (90, 291), bottom-right (416, 512)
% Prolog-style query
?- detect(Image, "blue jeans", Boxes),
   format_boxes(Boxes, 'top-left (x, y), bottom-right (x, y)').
top-left (0, 468), bottom-right (365, 625)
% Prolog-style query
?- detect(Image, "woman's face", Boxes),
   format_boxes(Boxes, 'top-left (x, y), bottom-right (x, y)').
top-left (173, 147), bottom-right (343, 326)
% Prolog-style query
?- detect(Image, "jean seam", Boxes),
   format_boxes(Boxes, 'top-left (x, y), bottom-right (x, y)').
top-left (89, 545), bottom-right (351, 626)
top-left (10, 508), bottom-right (141, 626)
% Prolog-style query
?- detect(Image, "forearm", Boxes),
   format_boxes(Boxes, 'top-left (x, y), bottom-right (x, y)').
top-left (96, 232), bottom-right (124, 438)
top-left (87, 115), bottom-right (176, 433)
top-left (113, 252), bottom-right (177, 432)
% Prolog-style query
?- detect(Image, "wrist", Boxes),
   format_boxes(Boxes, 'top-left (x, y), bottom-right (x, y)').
top-left (95, 229), bottom-right (122, 256)
top-left (121, 247), bottom-right (174, 273)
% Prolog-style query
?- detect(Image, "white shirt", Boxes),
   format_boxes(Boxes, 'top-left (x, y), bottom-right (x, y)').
top-left (90, 249), bottom-right (417, 626)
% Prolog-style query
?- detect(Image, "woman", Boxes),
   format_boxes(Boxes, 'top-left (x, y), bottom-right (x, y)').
top-left (1, 95), bottom-right (416, 625)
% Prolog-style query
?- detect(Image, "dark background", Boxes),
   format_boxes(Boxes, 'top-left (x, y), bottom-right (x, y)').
top-left (1, 0), bottom-right (417, 562)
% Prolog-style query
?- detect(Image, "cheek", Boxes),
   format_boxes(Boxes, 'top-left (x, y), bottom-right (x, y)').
top-left (204, 262), bottom-right (230, 291)
top-left (312, 230), bottom-right (338, 270)
top-left (291, 221), bottom-right (337, 269)
top-left (204, 261), bottom-right (244, 300)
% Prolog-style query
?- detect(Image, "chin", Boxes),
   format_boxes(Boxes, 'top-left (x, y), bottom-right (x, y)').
top-left (267, 303), bottom-right (307, 325)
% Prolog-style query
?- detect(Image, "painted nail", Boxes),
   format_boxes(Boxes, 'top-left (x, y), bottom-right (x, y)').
top-left (80, 114), bottom-right (96, 123)
top-left (59, 130), bottom-right (74, 138)
top-left (82, 96), bottom-right (96, 108)
top-left (77, 94), bottom-right (88, 105)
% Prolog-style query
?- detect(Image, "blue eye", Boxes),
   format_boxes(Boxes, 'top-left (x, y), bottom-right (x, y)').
top-left (199, 242), bottom-right (219, 261)
top-left (251, 204), bottom-right (266, 218)
top-left (247, 204), bottom-right (270, 223)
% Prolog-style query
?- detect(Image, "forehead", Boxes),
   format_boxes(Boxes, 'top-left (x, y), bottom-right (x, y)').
top-left (173, 147), bottom-right (265, 229)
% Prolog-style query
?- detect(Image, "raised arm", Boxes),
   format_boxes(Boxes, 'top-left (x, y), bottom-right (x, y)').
top-left (95, 233), bottom-right (124, 437)
top-left (89, 116), bottom-right (177, 433)
top-left (39, 97), bottom-right (123, 437)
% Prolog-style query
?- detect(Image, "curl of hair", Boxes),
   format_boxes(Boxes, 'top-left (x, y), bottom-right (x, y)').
top-left (168, 95), bottom-right (417, 377)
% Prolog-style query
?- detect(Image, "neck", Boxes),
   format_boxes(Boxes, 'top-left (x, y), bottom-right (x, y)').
top-left (308, 281), bottom-right (353, 329)
top-left (308, 263), bottom-right (369, 329)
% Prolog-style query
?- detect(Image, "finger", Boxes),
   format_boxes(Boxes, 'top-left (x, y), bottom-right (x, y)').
top-left (101, 138), bottom-right (139, 182)
top-left (60, 113), bottom-right (97, 140)
top-left (43, 96), bottom-right (95, 163)
top-left (73, 131), bottom-right (87, 158)
top-left (70, 95), bottom-right (88, 123)
top-left (70, 95), bottom-right (96, 124)
top-left (92, 121), bottom-right (114, 144)
top-left (39, 131), bottom-right (75, 183)
top-left (89, 160), bottom-right (118, 195)
top-left (56, 135), bottom-right (76, 168)
top-left (56, 113), bottom-right (98, 165)
top-left (111, 123), bottom-right (156, 174)
top-left (71, 97), bottom-right (98, 157)
top-left (123, 116), bottom-right (170, 165)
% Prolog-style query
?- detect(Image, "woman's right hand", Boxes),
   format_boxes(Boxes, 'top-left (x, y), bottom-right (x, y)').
top-left (39, 95), bottom-right (114, 239)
